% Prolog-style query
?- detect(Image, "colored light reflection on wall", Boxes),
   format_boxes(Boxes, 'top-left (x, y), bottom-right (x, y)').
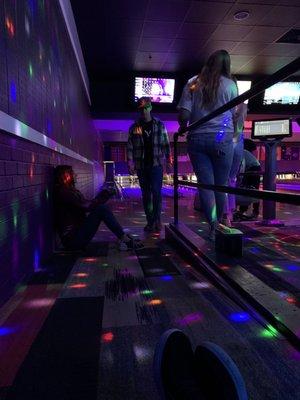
top-left (34, 249), bottom-right (40, 271)
top-left (5, 17), bottom-right (15, 37)
top-left (29, 63), bottom-right (33, 78)
top-left (10, 81), bottom-right (17, 103)
top-left (101, 332), bottom-right (114, 343)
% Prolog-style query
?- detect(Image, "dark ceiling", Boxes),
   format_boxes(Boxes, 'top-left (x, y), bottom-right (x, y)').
top-left (71, 0), bottom-right (300, 80)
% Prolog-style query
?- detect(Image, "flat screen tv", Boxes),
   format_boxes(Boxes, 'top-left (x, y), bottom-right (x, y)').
top-left (237, 80), bottom-right (252, 103)
top-left (252, 118), bottom-right (292, 140)
top-left (134, 77), bottom-right (175, 103)
top-left (263, 82), bottom-right (300, 105)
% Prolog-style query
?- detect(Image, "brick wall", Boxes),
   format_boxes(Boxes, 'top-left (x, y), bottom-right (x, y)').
top-left (0, 1), bottom-right (103, 305)
top-left (0, 129), bottom-right (102, 305)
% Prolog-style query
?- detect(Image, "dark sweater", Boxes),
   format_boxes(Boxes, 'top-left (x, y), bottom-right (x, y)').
top-left (54, 185), bottom-right (88, 238)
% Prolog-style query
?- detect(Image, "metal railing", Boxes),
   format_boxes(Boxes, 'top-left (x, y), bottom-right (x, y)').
top-left (174, 57), bottom-right (300, 224)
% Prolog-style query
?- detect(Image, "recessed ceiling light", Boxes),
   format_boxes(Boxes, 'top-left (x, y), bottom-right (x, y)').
top-left (234, 10), bottom-right (250, 21)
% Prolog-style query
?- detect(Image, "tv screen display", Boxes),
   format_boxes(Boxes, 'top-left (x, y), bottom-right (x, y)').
top-left (237, 80), bottom-right (252, 103)
top-left (134, 77), bottom-right (175, 103)
top-left (252, 119), bottom-right (292, 140)
top-left (263, 82), bottom-right (300, 105)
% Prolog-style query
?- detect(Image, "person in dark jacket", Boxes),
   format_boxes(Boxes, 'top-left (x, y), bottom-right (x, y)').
top-left (53, 165), bottom-right (143, 251)
top-left (127, 97), bottom-right (172, 232)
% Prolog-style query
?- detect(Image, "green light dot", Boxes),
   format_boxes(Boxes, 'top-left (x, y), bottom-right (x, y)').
top-left (13, 215), bottom-right (17, 228)
top-left (29, 63), bottom-right (33, 77)
top-left (141, 290), bottom-right (153, 296)
top-left (260, 324), bottom-right (278, 339)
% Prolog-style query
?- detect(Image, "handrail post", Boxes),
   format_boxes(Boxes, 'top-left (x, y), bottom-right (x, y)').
top-left (174, 132), bottom-right (179, 225)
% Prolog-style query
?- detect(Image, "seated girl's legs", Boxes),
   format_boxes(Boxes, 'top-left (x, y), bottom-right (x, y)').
top-left (68, 204), bottom-right (125, 249)
top-left (188, 137), bottom-right (216, 226)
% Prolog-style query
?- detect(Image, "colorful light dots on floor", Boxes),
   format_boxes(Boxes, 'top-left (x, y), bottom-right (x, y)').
top-left (260, 325), bottom-right (278, 339)
top-left (5, 17), bottom-right (15, 37)
top-left (24, 298), bottom-right (54, 308)
top-left (176, 312), bottom-right (203, 326)
top-left (84, 257), bottom-right (97, 262)
top-left (147, 299), bottom-right (162, 306)
top-left (286, 297), bottom-right (296, 304)
top-left (190, 282), bottom-right (211, 290)
top-left (229, 312), bottom-right (251, 323)
top-left (220, 265), bottom-right (230, 270)
top-left (0, 326), bottom-right (16, 336)
top-left (140, 289), bottom-right (153, 296)
top-left (286, 264), bottom-right (299, 271)
top-left (101, 332), bottom-right (114, 343)
top-left (68, 283), bottom-right (87, 289)
top-left (161, 275), bottom-right (173, 281)
top-left (28, 63), bottom-right (33, 78)
top-left (73, 272), bottom-right (88, 278)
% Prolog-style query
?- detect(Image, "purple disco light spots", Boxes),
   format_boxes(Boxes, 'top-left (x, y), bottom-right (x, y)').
top-left (10, 81), bottom-right (17, 103)
top-left (229, 312), bottom-right (251, 323)
top-left (176, 312), bottom-right (203, 326)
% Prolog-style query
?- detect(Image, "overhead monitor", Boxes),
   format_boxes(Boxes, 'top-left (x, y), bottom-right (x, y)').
top-left (263, 82), bottom-right (300, 105)
top-left (134, 77), bottom-right (175, 103)
top-left (252, 118), bottom-right (292, 140)
top-left (237, 80), bottom-right (252, 103)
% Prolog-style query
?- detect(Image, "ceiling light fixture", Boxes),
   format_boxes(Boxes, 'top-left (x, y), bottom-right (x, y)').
top-left (234, 10), bottom-right (250, 21)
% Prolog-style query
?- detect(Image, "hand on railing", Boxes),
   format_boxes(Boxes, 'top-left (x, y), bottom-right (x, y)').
top-left (178, 124), bottom-right (188, 136)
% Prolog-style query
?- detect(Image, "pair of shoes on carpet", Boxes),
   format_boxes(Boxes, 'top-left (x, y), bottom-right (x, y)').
top-left (154, 329), bottom-right (248, 400)
top-left (119, 234), bottom-right (144, 251)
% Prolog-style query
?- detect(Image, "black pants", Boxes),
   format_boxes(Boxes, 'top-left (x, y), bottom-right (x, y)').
top-left (239, 165), bottom-right (261, 215)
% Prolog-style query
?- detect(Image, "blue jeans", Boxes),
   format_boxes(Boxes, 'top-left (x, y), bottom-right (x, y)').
top-left (188, 133), bottom-right (233, 225)
top-left (63, 204), bottom-right (124, 249)
top-left (137, 165), bottom-right (163, 225)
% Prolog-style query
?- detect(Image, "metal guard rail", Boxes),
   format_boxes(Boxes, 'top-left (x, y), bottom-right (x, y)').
top-left (173, 57), bottom-right (300, 224)
top-left (178, 180), bottom-right (300, 206)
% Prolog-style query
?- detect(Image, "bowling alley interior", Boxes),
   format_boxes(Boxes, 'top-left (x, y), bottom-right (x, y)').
top-left (0, 1), bottom-right (300, 399)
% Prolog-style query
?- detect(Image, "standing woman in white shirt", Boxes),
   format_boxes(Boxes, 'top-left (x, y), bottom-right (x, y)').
top-left (178, 50), bottom-right (238, 240)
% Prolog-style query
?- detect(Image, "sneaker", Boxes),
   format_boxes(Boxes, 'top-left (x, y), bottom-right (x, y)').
top-left (154, 329), bottom-right (203, 400)
top-left (144, 223), bottom-right (154, 232)
top-left (194, 342), bottom-right (248, 400)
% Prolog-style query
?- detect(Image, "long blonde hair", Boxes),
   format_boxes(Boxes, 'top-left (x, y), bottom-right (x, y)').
top-left (189, 50), bottom-right (233, 107)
